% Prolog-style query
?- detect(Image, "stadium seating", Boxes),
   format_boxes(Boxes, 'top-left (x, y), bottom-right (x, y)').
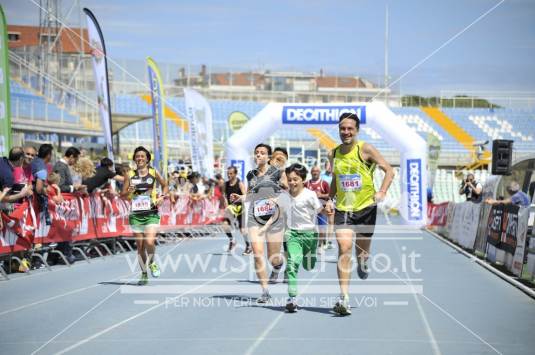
top-left (9, 67), bottom-right (535, 152)
top-left (442, 108), bottom-right (535, 151)
top-left (106, 94), bottom-right (535, 153)
top-left (10, 80), bottom-right (80, 124)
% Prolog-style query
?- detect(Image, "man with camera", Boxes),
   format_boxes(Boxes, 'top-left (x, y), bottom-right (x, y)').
top-left (459, 173), bottom-right (482, 203)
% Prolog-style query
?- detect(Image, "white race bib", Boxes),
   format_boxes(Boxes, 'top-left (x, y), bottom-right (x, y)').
top-left (132, 195), bottom-right (151, 212)
top-left (253, 199), bottom-right (275, 217)
top-left (131, 178), bottom-right (142, 186)
top-left (339, 174), bottom-right (362, 192)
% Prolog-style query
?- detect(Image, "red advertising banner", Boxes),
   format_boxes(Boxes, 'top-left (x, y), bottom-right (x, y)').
top-left (0, 194), bottom-right (225, 256)
top-left (427, 202), bottom-right (450, 227)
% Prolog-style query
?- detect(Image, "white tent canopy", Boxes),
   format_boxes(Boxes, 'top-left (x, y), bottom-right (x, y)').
top-left (226, 102), bottom-right (427, 225)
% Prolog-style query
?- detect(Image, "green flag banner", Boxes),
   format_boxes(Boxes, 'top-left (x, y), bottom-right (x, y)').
top-left (0, 5), bottom-right (12, 156)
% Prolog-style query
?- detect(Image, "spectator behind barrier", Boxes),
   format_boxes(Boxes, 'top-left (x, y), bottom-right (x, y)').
top-left (1, 148), bottom-right (34, 272)
top-left (170, 171), bottom-right (191, 201)
top-left (32, 144), bottom-right (54, 225)
top-left (0, 147), bottom-right (33, 210)
top-left (188, 172), bottom-right (203, 201)
top-left (47, 172), bottom-right (64, 204)
top-left (32, 144), bottom-right (53, 195)
top-left (72, 157), bottom-right (95, 191)
top-left (22, 146), bottom-right (36, 184)
top-left (54, 147), bottom-right (86, 194)
top-left (168, 170), bottom-right (181, 193)
top-left (83, 158), bottom-right (124, 194)
top-left (320, 159), bottom-right (333, 186)
top-left (53, 147), bottom-right (84, 264)
top-left (214, 174), bottom-right (226, 207)
top-left (114, 163), bottom-right (130, 193)
top-left (12, 147), bottom-right (34, 205)
top-left (459, 173), bottom-right (482, 203)
top-left (486, 181), bottom-right (531, 207)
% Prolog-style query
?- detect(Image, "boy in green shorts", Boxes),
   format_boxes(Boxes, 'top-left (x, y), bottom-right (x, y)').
top-left (270, 163), bottom-right (323, 313)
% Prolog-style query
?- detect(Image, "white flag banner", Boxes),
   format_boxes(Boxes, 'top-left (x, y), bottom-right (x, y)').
top-left (184, 88), bottom-right (214, 178)
top-left (84, 8), bottom-right (114, 161)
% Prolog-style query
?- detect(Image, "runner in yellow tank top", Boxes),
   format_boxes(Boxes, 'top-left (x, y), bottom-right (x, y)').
top-left (121, 146), bottom-right (168, 286)
top-left (325, 112), bottom-right (395, 316)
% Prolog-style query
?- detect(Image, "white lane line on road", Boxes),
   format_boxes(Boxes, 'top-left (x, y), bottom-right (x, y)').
top-left (29, 240), bottom-right (186, 355)
top-left (382, 218), bottom-right (441, 355)
top-left (0, 271), bottom-right (135, 317)
top-left (133, 300), bottom-right (159, 305)
top-left (54, 270), bottom-right (235, 355)
top-left (393, 239), bottom-right (442, 355)
top-left (383, 301), bottom-right (409, 306)
top-left (0, 240), bottom-right (188, 316)
top-left (244, 272), bottom-right (320, 355)
top-left (0, 238), bottom-right (198, 285)
top-left (383, 224), bottom-right (503, 355)
top-left (30, 280), bottom-right (132, 355)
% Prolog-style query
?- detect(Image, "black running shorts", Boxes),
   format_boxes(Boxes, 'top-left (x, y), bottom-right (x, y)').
top-left (334, 205), bottom-right (377, 237)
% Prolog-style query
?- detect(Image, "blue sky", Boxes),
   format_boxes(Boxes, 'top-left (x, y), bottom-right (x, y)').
top-left (3, 0), bottom-right (535, 95)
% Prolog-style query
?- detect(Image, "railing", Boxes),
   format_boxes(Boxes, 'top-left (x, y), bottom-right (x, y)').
top-left (8, 51), bottom-right (99, 128)
top-left (11, 96), bottom-right (71, 124)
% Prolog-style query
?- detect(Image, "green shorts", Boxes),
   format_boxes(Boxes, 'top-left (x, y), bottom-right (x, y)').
top-left (129, 212), bottom-right (160, 233)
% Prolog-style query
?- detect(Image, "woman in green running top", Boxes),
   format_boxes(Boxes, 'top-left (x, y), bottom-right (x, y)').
top-left (122, 146), bottom-right (168, 285)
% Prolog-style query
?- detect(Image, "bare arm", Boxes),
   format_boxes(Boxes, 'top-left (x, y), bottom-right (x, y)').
top-left (229, 181), bottom-right (248, 204)
top-left (469, 182), bottom-right (482, 195)
top-left (325, 149), bottom-right (336, 214)
top-left (120, 174), bottom-right (131, 199)
top-left (486, 197), bottom-right (512, 205)
top-left (2, 185), bottom-right (32, 202)
top-left (113, 175), bottom-right (125, 183)
top-left (328, 149), bottom-right (336, 199)
top-left (239, 181), bottom-right (247, 196)
top-left (0, 187), bottom-right (11, 202)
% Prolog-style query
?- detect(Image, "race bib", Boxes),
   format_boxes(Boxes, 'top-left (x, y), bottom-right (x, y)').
top-left (132, 195), bottom-right (151, 212)
top-left (253, 199), bottom-right (275, 218)
top-left (339, 174), bottom-right (362, 192)
top-left (131, 178), bottom-right (142, 186)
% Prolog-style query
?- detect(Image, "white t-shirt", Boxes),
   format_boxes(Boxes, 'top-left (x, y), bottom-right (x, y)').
top-left (281, 188), bottom-right (323, 231)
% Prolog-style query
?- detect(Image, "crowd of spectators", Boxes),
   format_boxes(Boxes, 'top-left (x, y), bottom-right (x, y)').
top-left (0, 144), bottom-right (227, 273)
top-left (0, 145), bottom-right (133, 271)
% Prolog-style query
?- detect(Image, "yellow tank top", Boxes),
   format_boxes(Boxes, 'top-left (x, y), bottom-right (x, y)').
top-left (333, 141), bottom-right (376, 212)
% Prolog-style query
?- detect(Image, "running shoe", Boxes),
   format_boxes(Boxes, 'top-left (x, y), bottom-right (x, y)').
top-left (268, 269), bottom-right (280, 284)
top-left (286, 297), bottom-right (298, 313)
top-left (138, 272), bottom-right (149, 286)
top-left (256, 290), bottom-right (272, 304)
top-left (357, 260), bottom-right (369, 280)
top-left (242, 247), bottom-right (253, 255)
top-left (149, 262), bottom-right (161, 278)
top-left (227, 239), bottom-right (236, 253)
top-left (333, 295), bottom-right (352, 316)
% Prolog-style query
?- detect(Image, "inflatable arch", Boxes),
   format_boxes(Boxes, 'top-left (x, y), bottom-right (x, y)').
top-left (226, 102), bottom-right (427, 225)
